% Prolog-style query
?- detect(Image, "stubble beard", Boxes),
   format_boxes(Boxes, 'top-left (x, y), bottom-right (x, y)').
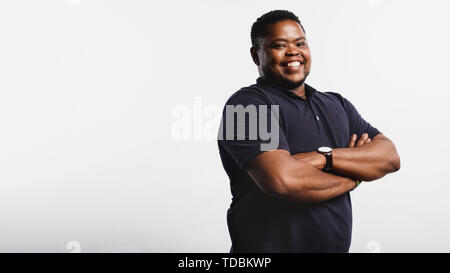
top-left (277, 71), bottom-right (310, 91)
top-left (260, 65), bottom-right (310, 90)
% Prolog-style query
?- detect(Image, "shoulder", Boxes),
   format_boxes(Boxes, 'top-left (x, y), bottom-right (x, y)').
top-left (315, 89), bottom-right (351, 110)
top-left (319, 90), bottom-right (361, 116)
top-left (321, 90), bottom-right (346, 103)
top-left (306, 84), bottom-right (344, 101)
top-left (307, 84), bottom-right (354, 113)
top-left (225, 84), bottom-right (273, 106)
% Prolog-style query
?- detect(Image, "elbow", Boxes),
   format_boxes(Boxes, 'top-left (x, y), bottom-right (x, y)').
top-left (370, 153), bottom-right (400, 181)
top-left (264, 175), bottom-right (293, 198)
top-left (265, 173), bottom-right (309, 202)
top-left (363, 155), bottom-right (400, 182)
top-left (388, 141), bottom-right (401, 172)
top-left (377, 153), bottom-right (400, 178)
top-left (248, 159), bottom-right (311, 202)
top-left (357, 153), bottom-right (401, 182)
top-left (247, 164), bottom-right (297, 198)
top-left (390, 153), bottom-right (401, 172)
top-left (257, 169), bottom-right (295, 198)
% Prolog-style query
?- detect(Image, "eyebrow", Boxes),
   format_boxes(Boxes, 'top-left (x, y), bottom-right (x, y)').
top-left (270, 37), bottom-right (306, 43)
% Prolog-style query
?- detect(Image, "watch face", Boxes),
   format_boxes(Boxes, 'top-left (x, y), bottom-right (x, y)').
top-left (318, 146), bottom-right (332, 153)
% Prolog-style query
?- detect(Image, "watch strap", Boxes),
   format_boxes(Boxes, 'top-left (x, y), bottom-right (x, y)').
top-left (324, 152), bottom-right (333, 172)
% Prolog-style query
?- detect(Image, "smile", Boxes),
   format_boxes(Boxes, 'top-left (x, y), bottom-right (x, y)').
top-left (287, 61), bottom-right (301, 68)
top-left (282, 61), bottom-right (304, 71)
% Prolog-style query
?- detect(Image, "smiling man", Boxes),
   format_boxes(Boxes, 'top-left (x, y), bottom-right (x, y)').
top-left (217, 10), bottom-right (400, 253)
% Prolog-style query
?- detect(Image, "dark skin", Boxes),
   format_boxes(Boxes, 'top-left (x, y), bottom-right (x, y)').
top-left (246, 20), bottom-right (401, 203)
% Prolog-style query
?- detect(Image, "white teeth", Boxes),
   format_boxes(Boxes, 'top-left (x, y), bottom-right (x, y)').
top-left (287, 61), bottom-right (301, 67)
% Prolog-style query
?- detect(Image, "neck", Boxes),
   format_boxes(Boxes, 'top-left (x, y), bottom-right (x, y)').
top-left (259, 75), bottom-right (307, 98)
top-left (291, 84), bottom-right (306, 98)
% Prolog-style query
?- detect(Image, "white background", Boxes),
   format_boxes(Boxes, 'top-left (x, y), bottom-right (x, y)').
top-left (0, 0), bottom-right (449, 252)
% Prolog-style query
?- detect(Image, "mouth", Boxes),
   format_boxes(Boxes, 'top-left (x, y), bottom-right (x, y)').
top-left (282, 60), bottom-right (304, 72)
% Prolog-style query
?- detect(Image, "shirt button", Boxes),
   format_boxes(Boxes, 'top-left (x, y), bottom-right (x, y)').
top-left (316, 116), bottom-right (320, 121)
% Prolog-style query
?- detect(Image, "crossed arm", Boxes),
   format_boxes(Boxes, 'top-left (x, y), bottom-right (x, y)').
top-left (245, 133), bottom-right (400, 203)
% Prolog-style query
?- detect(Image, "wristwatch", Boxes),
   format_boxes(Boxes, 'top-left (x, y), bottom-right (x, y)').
top-left (317, 146), bottom-right (333, 172)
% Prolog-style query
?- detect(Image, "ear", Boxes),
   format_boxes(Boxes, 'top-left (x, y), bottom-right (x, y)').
top-left (250, 47), bottom-right (260, 65)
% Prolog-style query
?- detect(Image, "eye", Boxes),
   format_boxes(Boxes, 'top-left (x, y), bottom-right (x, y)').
top-left (297, 42), bottom-right (306, 47)
top-left (272, 44), bottom-right (286, 49)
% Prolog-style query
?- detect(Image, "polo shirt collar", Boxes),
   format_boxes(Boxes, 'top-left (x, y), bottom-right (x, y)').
top-left (256, 77), bottom-right (316, 100)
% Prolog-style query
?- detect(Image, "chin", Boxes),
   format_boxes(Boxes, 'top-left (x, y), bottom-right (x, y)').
top-left (289, 71), bottom-right (310, 87)
top-left (281, 76), bottom-right (306, 89)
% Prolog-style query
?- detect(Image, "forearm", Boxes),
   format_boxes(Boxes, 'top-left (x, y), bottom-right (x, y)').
top-left (332, 138), bottom-right (400, 181)
top-left (246, 150), bottom-right (357, 204)
top-left (280, 164), bottom-right (357, 203)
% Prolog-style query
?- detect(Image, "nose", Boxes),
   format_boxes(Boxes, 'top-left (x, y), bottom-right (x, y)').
top-left (286, 44), bottom-right (300, 56)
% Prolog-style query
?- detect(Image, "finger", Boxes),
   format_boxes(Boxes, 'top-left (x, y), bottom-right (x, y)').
top-left (348, 134), bottom-right (357, 147)
top-left (360, 137), bottom-right (372, 146)
top-left (356, 133), bottom-right (368, 146)
top-left (348, 134), bottom-right (358, 148)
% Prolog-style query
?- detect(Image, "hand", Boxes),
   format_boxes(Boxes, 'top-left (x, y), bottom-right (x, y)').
top-left (351, 179), bottom-right (362, 191)
top-left (348, 133), bottom-right (371, 148)
top-left (292, 151), bottom-right (326, 169)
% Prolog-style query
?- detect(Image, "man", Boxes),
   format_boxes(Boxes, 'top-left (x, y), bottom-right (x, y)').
top-left (217, 10), bottom-right (400, 253)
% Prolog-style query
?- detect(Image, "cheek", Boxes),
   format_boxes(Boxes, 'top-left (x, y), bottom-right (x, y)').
top-left (267, 51), bottom-right (283, 64)
top-left (302, 50), bottom-right (312, 69)
top-left (261, 54), bottom-right (277, 68)
top-left (303, 49), bottom-right (312, 61)
top-left (264, 59), bottom-right (281, 74)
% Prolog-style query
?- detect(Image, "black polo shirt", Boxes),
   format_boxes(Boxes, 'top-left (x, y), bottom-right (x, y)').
top-left (217, 77), bottom-right (381, 253)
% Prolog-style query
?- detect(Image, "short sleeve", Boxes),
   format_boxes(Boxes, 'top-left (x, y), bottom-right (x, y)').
top-left (342, 96), bottom-right (382, 139)
top-left (217, 89), bottom-right (290, 170)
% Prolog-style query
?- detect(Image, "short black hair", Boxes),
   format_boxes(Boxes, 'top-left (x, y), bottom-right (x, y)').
top-left (251, 10), bottom-right (305, 50)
